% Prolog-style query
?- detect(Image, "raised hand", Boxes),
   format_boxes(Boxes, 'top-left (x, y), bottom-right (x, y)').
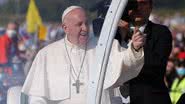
top-left (131, 27), bottom-right (145, 51)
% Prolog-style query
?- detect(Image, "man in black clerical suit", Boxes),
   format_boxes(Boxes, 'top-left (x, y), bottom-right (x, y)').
top-left (119, 0), bottom-right (172, 104)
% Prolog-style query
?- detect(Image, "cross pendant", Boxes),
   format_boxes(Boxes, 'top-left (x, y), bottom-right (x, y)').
top-left (72, 79), bottom-right (83, 93)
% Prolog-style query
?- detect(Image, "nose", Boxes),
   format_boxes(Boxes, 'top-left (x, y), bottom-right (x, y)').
top-left (82, 23), bottom-right (88, 31)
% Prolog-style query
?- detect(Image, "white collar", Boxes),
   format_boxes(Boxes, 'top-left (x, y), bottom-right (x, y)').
top-left (139, 24), bottom-right (147, 33)
top-left (130, 23), bottom-right (147, 33)
top-left (129, 23), bottom-right (147, 36)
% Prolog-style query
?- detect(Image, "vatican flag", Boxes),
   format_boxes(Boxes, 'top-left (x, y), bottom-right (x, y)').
top-left (26, 0), bottom-right (47, 40)
top-left (38, 25), bottom-right (47, 40)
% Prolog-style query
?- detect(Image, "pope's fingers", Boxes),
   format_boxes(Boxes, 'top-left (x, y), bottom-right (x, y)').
top-left (133, 27), bottom-right (140, 34)
top-left (132, 31), bottom-right (143, 38)
top-left (136, 37), bottom-right (144, 42)
top-left (132, 34), bottom-right (145, 41)
top-left (134, 41), bottom-right (145, 47)
top-left (118, 20), bottom-right (129, 27)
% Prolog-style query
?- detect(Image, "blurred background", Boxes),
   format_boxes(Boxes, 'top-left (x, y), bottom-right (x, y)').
top-left (0, 0), bottom-right (185, 24)
top-left (0, 0), bottom-right (185, 104)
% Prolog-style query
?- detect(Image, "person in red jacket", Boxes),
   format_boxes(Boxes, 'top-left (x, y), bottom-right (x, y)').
top-left (0, 21), bottom-right (19, 76)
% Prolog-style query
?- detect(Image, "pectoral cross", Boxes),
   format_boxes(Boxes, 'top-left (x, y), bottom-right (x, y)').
top-left (72, 79), bottom-right (83, 93)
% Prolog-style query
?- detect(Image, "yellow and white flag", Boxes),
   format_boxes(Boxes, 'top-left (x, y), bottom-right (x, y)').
top-left (26, 0), bottom-right (47, 40)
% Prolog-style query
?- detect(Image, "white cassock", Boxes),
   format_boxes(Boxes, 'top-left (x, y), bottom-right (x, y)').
top-left (21, 36), bottom-right (144, 104)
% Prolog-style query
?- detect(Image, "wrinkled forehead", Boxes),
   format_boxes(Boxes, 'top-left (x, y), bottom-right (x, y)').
top-left (68, 8), bottom-right (86, 17)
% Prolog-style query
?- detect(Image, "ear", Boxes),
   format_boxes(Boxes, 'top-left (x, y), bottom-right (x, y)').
top-left (62, 23), bottom-right (68, 34)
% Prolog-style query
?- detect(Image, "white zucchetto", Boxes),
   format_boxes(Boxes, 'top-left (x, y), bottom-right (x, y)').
top-left (62, 6), bottom-right (82, 22)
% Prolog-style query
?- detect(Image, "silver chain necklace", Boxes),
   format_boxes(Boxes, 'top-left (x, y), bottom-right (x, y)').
top-left (64, 38), bottom-right (87, 94)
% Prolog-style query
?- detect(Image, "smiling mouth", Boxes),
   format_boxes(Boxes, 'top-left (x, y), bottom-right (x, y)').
top-left (80, 32), bottom-right (88, 36)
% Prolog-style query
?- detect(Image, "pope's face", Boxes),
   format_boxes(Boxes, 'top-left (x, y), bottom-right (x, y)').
top-left (128, 0), bottom-right (152, 26)
top-left (63, 9), bottom-right (89, 46)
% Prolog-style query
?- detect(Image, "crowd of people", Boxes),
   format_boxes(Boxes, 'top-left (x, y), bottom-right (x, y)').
top-left (145, 12), bottom-right (185, 104)
top-left (0, 21), bottom-right (65, 103)
top-left (149, 9), bottom-right (185, 104)
top-left (0, 0), bottom-right (185, 104)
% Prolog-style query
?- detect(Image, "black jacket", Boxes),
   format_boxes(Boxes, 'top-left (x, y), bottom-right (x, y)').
top-left (122, 21), bottom-right (172, 104)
